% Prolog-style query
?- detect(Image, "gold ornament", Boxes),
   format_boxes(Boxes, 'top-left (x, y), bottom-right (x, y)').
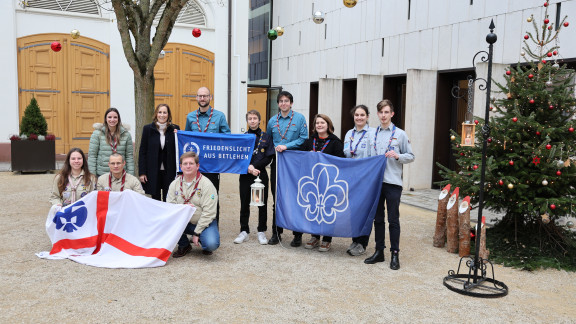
top-left (275, 26), bottom-right (284, 36)
top-left (70, 29), bottom-right (81, 39)
top-left (527, 16), bottom-right (533, 23)
top-left (313, 11), bottom-right (325, 24)
top-left (507, 183), bottom-right (514, 189)
top-left (343, 0), bottom-right (358, 8)
top-left (450, 135), bottom-right (456, 141)
top-left (541, 213), bottom-right (550, 224)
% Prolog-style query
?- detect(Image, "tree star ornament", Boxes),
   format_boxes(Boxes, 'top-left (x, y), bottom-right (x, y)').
top-left (532, 156), bottom-right (541, 165)
top-left (70, 29), bottom-right (80, 39)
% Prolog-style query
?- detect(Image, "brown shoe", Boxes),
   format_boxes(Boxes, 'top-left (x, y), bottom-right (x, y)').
top-left (172, 244), bottom-right (192, 258)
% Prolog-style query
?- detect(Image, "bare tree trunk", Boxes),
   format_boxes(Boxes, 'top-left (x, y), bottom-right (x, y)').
top-left (133, 73), bottom-right (155, 175)
top-left (458, 196), bottom-right (471, 257)
top-left (446, 187), bottom-right (459, 253)
top-left (433, 184), bottom-right (451, 247)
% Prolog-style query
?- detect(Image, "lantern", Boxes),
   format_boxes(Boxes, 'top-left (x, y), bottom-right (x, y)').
top-left (461, 122), bottom-right (476, 147)
top-left (250, 176), bottom-right (265, 206)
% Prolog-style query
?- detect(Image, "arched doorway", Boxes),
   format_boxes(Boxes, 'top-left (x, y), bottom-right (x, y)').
top-left (17, 33), bottom-right (110, 154)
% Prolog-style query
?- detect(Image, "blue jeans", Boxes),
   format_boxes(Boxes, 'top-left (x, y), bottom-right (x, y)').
top-left (177, 220), bottom-right (220, 252)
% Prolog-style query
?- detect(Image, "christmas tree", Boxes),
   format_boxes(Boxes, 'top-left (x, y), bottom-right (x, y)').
top-left (20, 97), bottom-right (48, 136)
top-left (437, 1), bottom-right (576, 270)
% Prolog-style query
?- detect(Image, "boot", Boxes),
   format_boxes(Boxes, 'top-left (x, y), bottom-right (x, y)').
top-left (364, 249), bottom-right (385, 264)
top-left (390, 251), bottom-right (400, 270)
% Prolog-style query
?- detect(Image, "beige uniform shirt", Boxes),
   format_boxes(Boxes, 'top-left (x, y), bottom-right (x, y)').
top-left (97, 172), bottom-right (145, 194)
top-left (166, 174), bottom-right (217, 234)
top-left (49, 172), bottom-right (97, 206)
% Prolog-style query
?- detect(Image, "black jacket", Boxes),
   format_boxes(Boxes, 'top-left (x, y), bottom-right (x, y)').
top-left (302, 133), bottom-right (345, 157)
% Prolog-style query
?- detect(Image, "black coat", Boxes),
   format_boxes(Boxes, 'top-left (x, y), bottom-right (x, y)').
top-left (138, 122), bottom-right (180, 195)
top-left (302, 133), bottom-right (345, 157)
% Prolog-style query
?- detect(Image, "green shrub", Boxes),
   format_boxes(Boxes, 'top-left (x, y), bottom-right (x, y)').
top-left (20, 97), bottom-right (48, 136)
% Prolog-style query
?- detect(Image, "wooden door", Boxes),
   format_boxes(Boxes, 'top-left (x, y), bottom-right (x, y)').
top-left (17, 34), bottom-right (110, 154)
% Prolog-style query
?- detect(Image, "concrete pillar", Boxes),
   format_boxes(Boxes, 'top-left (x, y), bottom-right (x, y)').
top-left (0, 0), bottom-right (18, 161)
top-left (473, 63), bottom-right (508, 118)
top-left (357, 74), bottom-right (384, 127)
top-left (403, 69), bottom-right (438, 190)
top-left (318, 78), bottom-right (343, 135)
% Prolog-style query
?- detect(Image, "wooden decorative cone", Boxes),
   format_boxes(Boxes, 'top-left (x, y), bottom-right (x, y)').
top-left (446, 187), bottom-right (460, 253)
top-left (433, 184), bottom-right (451, 247)
top-left (458, 196), bottom-right (471, 257)
top-left (479, 216), bottom-right (490, 260)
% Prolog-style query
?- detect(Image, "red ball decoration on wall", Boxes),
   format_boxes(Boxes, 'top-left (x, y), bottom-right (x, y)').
top-left (569, 127), bottom-right (574, 132)
top-left (528, 74), bottom-right (534, 79)
top-left (51, 41), bottom-right (62, 52)
top-left (509, 160), bottom-right (514, 166)
top-left (524, 35), bottom-right (529, 40)
top-left (546, 144), bottom-right (552, 150)
top-left (556, 170), bottom-right (562, 176)
top-left (192, 28), bottom-right (202, 38)
top-left (544, 19), bottom-right (550, 24)
top-left (564, 22), bottom-right (569, 27)
top-left (512, 117), bottom-right (518, 122)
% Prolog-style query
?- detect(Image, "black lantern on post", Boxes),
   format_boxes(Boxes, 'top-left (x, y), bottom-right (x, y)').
top-left (443, 20), bottom-right (509, 298)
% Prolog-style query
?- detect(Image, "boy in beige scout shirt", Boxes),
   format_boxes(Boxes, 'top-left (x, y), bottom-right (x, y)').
top-left (97, 153), bottom-right (145, 194)
top-left (168, 151), bottom-right (220, 258)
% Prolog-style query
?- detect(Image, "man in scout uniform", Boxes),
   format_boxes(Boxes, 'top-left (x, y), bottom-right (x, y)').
top-left (97, 153), bottom-right (145, 194)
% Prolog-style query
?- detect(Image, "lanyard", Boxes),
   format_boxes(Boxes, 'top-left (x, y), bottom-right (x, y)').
top-left (374, 125), bottom-right (397, 155)
top-left (349, 129), bottom-right (367, 156)
top-left (180, 173), bottom-right (202, 204)
top-left (196, 108), bottom-right (214, 132)
top-left (109, 171), bottom-right (126, 192)
top-left (276, 111), bottom-right (294, 140)
top-left (312, 138), bottom-right (330, 152)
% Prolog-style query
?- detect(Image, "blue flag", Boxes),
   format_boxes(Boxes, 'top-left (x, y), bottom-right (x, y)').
top-left (276, 150), bottom-right (387, 238)
top-left (176, 131), bottom-right (255, 174)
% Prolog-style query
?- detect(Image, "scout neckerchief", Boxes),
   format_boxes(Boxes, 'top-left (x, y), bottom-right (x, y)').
top-left (246, 129), bottom-right (264, 155)
top-left (196, 107), bottom-right (214, 132)
top-left (180, 172), bottom-right (202, 204)
top-left (109, 171), bottom-right (127, 192)
top-left (349, 128), bottom-right (367, 157)
top-left (312, 137), bottom-right (330, 152)
top-left (276, 111), bottom-right (294, 140)
top-left (67, 173), bottom-right (83, 203)
top-left (373, 124), bottom-right (397, 154)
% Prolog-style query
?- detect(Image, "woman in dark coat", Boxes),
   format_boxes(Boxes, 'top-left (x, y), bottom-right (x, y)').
top-left (138, 104), bottom-right (180, 201)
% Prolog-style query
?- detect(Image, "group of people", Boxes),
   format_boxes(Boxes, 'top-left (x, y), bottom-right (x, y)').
top-left (49, 87), bottom-right (415, 271)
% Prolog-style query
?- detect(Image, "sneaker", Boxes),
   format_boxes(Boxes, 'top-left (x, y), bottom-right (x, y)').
top-left (347, 242), bottom-right (359, 254)
top-left (257, 232), bottom-right (268, 245)
top-left (348, 243), bottom-right (366, 256)
top-left (318, 241), bottom-right (331, 252)
top-left (172, 244), bottom-right (192, 258)
top-left (233, 231), bottom-right (249, 244)
top-left (305, 237), bottom-right (320, 249)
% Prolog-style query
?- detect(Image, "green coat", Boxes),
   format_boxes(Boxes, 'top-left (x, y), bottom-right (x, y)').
top-left (88, 123), bottom-right (134, 176)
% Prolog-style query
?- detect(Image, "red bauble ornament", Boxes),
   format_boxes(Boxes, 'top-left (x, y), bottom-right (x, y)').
top-left (548, 26), bottom-right (553, 30)
top-left (556, 170), bottom-right (562, 176)
top-left (542, 60), bottom-right (547, 64)
top-left (544, 19), bottom-right (550, 24)
top-left (564, 22), bottom-right (569, 27)
top-left (544, 2), bottom-right (549, 7)
top-left (50, 41), bottom-right (62, 52)
top-left (474, 120), bottom-right (479, 125)
top-left (473, 165), bottom-right (478, 170)
top-left (547, 52), bottom-right (553, 57)
top-left (528, 74), bottom-right (534, 79)
top-left (506, 70), bottom-right (511, 75)
top-left (546, 144), bottom-right (552, 150)
top-left (512, 117), bottom-right (518, 122)
top-left (550, 204), bottom-right (556, 210)
top-left (192, 28), bottom-right (202, 38)
top-left (487, 138), bottom-right (492, 143)
top-left (530, 99), bottom-right (535, 104)
top-left (489, 106), bottom-right (494, 111)
top-left (460, 152), bottom-right (465, 156)
top-left (549, 105), bottom-right (554, 110)
top-left (536, 131), bottom-right (541, 136)
top-left (509, 160), bottom-right (514, 166)
top-left (553, 50), bottom-right (558, 55)
top-left (498, 180), bottom-right (504, 186)
top-left (569, 127), bottom-right (574, 133)
top-left (524, 35), bottom-right (529, 40)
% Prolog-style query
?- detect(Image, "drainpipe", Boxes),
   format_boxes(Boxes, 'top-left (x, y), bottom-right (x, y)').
top-left (227, 0), bottom-right (232, 124)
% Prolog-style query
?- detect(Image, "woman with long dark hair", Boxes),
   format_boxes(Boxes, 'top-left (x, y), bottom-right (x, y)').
top-left (88, 107), bottom-right (134, 177)
top-left (49, 148), bottom-right (97, 207)
top-left (138, 104), bottom-right (180, 201)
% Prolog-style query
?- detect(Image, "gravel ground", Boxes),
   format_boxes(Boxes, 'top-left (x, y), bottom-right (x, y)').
top-left (0, 171), bottom-right (575, 323)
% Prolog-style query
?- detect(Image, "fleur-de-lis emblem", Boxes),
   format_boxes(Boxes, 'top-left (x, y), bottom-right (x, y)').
top-left (53, 201), bottom-right (88, 233)
top-left (297, 163), bottom-right (348, 224)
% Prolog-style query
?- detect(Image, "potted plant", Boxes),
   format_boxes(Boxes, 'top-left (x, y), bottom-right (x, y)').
top-left (10, 97), bottom-right (56, 172)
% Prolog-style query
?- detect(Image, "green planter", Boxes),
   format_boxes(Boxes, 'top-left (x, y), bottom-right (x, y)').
top-left (11, 140), bottom-right (56, 172)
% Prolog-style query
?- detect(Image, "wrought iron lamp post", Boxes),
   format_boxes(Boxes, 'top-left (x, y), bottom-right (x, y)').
top-left (443, 20), bottom-right (509, 298)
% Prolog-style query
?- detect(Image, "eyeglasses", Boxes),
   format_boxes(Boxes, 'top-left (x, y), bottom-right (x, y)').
top-left (197, 95), bottom-right (211, 98)
top-left (109, 162), bottom-right (124, 166)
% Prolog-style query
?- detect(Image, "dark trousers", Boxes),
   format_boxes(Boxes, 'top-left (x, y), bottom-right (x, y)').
top-left (352, 235), bottom-right (370, 248)
top-left (312, 235), bottom-right (332, 243)
top-left (203, 172), bottom-right (220, 224)
top-left (374, 182), bottom-right (403, 252)
top-left (239, 170), bottom-right (269, 233)
top-left (270, 157), bottom-right (300, 236)
top-left (151, 170), bottom-right (174, 202)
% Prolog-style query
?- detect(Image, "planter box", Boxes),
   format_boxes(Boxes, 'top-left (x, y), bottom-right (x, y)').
top-left (11, 140), bottom-right (56, 172)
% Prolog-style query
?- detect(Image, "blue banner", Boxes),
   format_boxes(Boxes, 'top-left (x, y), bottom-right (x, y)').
top-left (276, 151), bottom-right (387, 238)
top-left (176, 131), bottom-right (255, 174)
